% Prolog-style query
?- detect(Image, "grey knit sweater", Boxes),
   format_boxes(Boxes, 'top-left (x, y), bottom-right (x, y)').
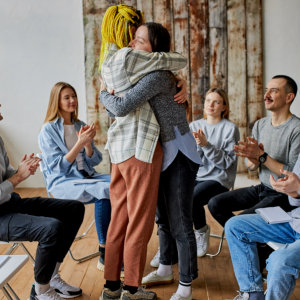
top-left (100, 70), bottom-right (190, 142)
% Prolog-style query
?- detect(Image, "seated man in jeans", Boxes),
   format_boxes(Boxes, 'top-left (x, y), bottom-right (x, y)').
top-left (208, 75), bottom-right (300, 225)
top-left (0, 104), bottom-right (85, 300)
top-left (225, 152), bottom-right (300, 300)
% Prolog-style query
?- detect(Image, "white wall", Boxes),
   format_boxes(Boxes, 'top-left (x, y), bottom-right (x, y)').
top-left (0, 0), bottom-right (86, 187)
top-left (1, 1), bottom-right (299, 187)
top-left (263, 0), bottom-right (300, 116)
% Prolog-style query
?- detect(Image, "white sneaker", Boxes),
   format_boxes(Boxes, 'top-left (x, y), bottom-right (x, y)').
top-left (223, 292), bottom-right (250, 300)
top-left (195, 225), bottom-right (210, 257)
top-left (50, 274), bottom-right (82, 298)
top-left (170, 293), bottom-right (192, 300)
top-left (150, 247), bottom-right (160, 268)
top-left (142, 270), bottom-right (174, 287)
top-left (30, 286), bottom-right (63, 300)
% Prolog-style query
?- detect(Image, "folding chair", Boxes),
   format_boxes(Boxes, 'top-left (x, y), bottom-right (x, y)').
top-left (37, 154), bottom-right (100, 263)
top-left (0, 242), bottom-right (34, 264)
top-left (206, 230), bottom-right (225, 257)
top-left (0, 255), bottom-right (29, 300)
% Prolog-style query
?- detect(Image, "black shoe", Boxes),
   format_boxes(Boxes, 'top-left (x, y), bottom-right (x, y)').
top-left (28, 284), bottom-right (36, 300)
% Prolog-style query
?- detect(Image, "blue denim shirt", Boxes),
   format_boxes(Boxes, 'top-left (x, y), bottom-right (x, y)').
top-left (38, 118), bottom-right (110, 201)
top-left (161, 127), bottom-right (202, 172)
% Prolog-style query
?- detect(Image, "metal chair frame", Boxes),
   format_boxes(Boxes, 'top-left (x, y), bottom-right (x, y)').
top-left (37, 154), bottom-right (100, 263)
top-left (0, 254), bottom-right (29, 300)
top-left (1, 242), bottom-right (35, 264)
top-left (206, 230), bottom-right (225, 257)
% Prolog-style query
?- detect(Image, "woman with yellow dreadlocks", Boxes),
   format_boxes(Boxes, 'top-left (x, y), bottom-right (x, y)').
top-left (98, 5), bottom-right (188, 300)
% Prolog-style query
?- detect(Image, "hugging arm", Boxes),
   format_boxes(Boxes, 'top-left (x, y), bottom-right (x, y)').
top-left (100, 72), bottom-right (170, 117)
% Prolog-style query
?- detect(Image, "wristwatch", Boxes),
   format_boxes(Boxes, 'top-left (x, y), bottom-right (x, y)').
top-left (259, 152), bottom-right (268, 164)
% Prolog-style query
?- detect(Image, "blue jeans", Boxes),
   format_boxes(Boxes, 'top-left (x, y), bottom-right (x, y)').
top-left (225, 214), bottom-right (300, 300)
top-left (86, 198), bottom-right (111, 245)
top-left (156, 151), bottom-right (199, 282)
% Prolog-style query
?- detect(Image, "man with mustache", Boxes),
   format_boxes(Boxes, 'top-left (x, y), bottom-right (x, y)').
top-left (209, 75), bottom-right (300, 298)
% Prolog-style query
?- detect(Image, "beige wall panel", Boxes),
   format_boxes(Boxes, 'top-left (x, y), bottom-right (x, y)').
top-left (209, 0), bottom-right (227, 90)
top-left (137, 0), bottom-right (153, 22)
top-left (246, 0), bottom-right (264, 128)
top-left (189, 0), bottom-right (209, 121)
top-left (227, 0), bottom-right (247, 172)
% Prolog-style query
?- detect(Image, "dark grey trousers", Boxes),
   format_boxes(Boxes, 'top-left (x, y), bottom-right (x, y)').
top-left (0, 193), bottom-right (84, 284)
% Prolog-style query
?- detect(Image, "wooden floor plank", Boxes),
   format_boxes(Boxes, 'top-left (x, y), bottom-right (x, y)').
top-left (1, 186), bottom-right (299, 299)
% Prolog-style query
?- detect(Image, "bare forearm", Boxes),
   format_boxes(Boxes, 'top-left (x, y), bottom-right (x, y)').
top-left (247, 158), bottom-right (259, 171)
top-left (8, 173), bottom-right (23, 187)
top-left (263, 156), bottom-right (284, 176)
top-left (65, 141), bottom-right (84, 163)
top-left (85, 144), bottom-right (94, 158)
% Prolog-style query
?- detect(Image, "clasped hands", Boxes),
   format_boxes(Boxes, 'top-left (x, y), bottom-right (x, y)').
top-left (234, 137), bottom-right (264, 165)
top-left (77, 123), bottom-right (96, 147)
top-left (17, 153), bottom-right (41, 182)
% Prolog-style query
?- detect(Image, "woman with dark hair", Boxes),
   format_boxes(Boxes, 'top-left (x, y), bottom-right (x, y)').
top-left (100, 22), bottom-right (201, 300)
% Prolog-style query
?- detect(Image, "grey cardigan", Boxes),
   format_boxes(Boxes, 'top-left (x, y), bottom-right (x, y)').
top-left (100, 70), bottom-right (190, 143)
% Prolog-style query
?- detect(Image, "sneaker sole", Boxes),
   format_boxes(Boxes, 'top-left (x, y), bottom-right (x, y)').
top-left (100, 293), bottom-right (121, 300)
top-left (56, 291), bottom-right (82, 299)
top-left (142, 278), bottom-right (174, 288)
top-left (121, 294), bottom-right (157, 300)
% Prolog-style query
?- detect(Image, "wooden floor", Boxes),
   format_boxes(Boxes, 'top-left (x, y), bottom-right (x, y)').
top-left (1, 186), bottom-right (300, 300)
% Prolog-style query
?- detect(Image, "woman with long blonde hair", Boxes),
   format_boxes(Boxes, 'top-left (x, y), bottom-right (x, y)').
top-left (39, 82), bottom-right (111, 272)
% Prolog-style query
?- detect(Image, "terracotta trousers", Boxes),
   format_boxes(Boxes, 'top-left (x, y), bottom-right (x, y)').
top-left (104, 143), bottom-right (163, 286)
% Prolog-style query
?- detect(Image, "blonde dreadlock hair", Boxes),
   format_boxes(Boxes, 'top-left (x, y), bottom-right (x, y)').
top-left (99, 4), bottom-right (144, 71)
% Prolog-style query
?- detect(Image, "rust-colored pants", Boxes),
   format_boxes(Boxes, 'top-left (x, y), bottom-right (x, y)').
top-left (104, 143), bottom-right (163, 286)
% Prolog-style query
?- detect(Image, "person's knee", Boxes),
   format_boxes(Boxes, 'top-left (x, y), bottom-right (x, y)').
top-left (267, 249), bottom-right (299, 278)
top-left (224, 216), bottom-right (241, 238)
top-left (208, 194), bottom-right (223, 216)
top-left (40, 218), bottom-right (64, 245)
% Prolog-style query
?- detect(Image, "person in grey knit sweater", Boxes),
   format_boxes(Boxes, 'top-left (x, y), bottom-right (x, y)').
top-left (209, 75), bottom-right (300, 228)
top-left (189, 87), bottom-right (240, 257)
top-left (100, 22), bottom-right (201, 300)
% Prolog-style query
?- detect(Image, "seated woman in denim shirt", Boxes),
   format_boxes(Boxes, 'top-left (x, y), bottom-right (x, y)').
top-left (38, 82), bottom-right (111, 271)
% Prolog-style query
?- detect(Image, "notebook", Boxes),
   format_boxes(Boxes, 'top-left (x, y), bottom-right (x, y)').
top-left (255, 206), bottom-right (292, 224)
top-left (72, 179), bottom-right (106, 184)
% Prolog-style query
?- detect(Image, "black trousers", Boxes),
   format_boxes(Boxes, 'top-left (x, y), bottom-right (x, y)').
top-left (208, 183), bottom-right (295, 227)
top-left (0, 193), bottom-right (84, 284)
top-left (193, 180), bottom-right (228, 230)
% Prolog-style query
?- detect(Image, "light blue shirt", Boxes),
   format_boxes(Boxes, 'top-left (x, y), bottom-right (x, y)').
top-left (38, 118), bottom-right (110, 202)
top-left (161, 127), bottom-right (202, 171)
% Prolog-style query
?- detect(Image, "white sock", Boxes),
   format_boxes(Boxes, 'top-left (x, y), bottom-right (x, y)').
top-left (35, 282), bottom-right (50, 295)
top-left (176, 282), bottom-right (192, 298)
top-left (51, 262), bottom-right (61, 279)
top-left (157, 263), bottom-right (172, 277)
top-left (196, 225), bottom-right (208, 233)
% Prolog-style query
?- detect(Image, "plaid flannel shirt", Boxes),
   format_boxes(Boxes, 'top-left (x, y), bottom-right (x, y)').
top-left (101, 44), bottom-right (187, 164)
